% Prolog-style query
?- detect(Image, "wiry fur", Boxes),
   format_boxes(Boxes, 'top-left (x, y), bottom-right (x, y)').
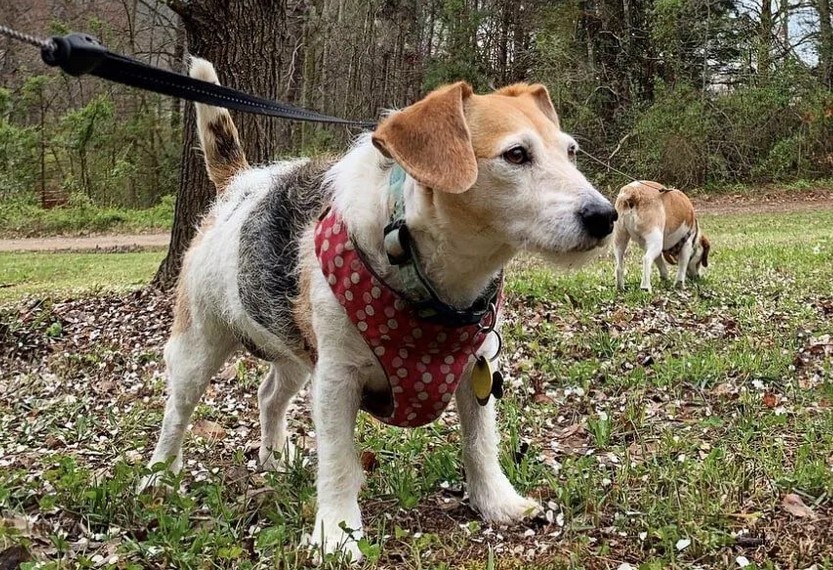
top-left (613, 180), bottom-right (710, 292)
top-left (144, 58), bottom-right (617, 563)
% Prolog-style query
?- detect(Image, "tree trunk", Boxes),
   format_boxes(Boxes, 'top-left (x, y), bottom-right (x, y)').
top-left (152, 0), bottom-right (298, 289)
top-left (816, 0), bottom-right (833, 88)
top-left (758, 0), bottom-right (772, 79)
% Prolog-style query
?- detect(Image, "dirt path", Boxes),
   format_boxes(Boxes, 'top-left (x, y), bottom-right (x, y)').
top-left (0, 233), bottom-right (170, 253)
top-left (1, 191), bottom-right (831, 253)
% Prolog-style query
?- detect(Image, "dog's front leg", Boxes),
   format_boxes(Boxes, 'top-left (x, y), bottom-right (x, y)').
top-left (675, 240), bottom-right (694, 289)
top-left (456, 356), bottom-right (540, 524)
top-left (309, 362), bottom-right (364, 562)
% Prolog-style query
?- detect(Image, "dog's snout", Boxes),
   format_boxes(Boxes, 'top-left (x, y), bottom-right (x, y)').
top-left (579, 201), bottom-right (617, 238)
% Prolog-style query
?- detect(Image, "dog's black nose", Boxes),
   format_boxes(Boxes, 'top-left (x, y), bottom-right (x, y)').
top-left (579, 202), bottom-right (618, 238)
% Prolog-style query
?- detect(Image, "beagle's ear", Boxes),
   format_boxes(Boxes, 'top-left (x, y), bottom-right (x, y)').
top-left (372, 82), bottom-right (477, 194)
top-left (497, 83), bottom-right (560, 126)
top-left (701, 235), bottom-right (711, 267)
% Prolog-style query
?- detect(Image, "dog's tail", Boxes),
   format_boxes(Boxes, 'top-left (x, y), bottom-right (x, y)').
top-left (189, 57), bottom-right (249, 192)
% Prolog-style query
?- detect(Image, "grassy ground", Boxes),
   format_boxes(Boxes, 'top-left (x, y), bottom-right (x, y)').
top-left (0, 251), bottom-right (164, 302)
top-left (0, 207), bottom-right (831, 569)
top-left (0, 197), bottom-right (173, 239)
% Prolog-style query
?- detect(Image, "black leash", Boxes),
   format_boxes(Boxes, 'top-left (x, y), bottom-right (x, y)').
top-left (0, 25), bottom-right (377, 129)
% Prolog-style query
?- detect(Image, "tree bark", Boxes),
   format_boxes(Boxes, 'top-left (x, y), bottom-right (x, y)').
top-left (816, 0), bottom-right (833, 88)
top-left (152, 0), bottom-right (300, 289)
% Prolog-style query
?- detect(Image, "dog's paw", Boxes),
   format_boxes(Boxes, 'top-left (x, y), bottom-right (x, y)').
top-left (305, 510), bottom-right (364, 564)
top-left (258, 439), bottom-right (296, 472)
top-left (470, 483), bottom-right (541, 524)
top-left (674, 280), bottom-right (686, 290)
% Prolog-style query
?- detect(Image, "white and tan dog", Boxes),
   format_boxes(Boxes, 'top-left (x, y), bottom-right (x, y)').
top-left (143, 57), bottom-right (617, 561)
top-left (613, 180), bottom-right (710, 292)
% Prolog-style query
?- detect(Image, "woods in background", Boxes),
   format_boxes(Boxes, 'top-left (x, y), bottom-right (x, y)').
top-left (3, 0), bottom-right (833, 282)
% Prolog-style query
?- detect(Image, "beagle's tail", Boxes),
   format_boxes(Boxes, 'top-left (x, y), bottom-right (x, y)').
top-left (189, 57), bottom-right (248, 192)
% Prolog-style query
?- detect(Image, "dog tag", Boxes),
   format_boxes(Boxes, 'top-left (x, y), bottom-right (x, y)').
top-left (491, 370), bottom-right (504, 400)
top-left (472, 356), bottom-right (493, 406)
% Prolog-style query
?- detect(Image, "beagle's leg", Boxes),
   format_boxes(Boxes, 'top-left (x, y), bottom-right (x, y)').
top-left (258, 358), bottom-right (310, 470)
top-left (654, 255), bottom-right (670, 282)
top-left (613, 224), bottom-right (630, 291)
top-left (309, 362), bottom-right (364, 562)
top-left (641, 229), bottom-right (664, 293)
top-left (142, 323), bottom-right (236, 488)
top-left (675, 239), bottom-right (695, 289)
top-left (456, 338), bottom-right (540, 523)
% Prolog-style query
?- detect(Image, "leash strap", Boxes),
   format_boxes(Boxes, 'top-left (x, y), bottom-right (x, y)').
top-left (38, 33), bottom-right (377, 128)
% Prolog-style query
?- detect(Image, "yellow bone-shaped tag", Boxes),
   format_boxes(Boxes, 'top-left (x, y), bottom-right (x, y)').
top-left (472, 356), bottom-right (493, 406)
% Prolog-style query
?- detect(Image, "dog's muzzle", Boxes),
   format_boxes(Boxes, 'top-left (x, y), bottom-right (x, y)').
top-left (578, 201), bottom-right (618, 239)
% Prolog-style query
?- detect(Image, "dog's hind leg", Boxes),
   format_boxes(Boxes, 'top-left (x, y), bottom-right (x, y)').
top-left (257, 358), bottom-right (310, 470)
top-left (613, 224), bottom-right (630, 290)
top-left (641, 230), bottom-right (663, 292)
top-left (456, 342), bottom-right (540, 524)
top-left (143, 323), bottom-right (237, 486)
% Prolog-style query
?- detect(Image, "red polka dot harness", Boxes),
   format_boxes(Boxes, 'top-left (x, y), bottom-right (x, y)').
top-left (314, 207), bottom-right (502, 427)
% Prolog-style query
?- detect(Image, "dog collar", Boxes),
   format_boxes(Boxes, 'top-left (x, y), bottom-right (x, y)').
top-left (381, 165), bottom-right (499, 327)
top-left (314, 208), bottom-right (503, 427)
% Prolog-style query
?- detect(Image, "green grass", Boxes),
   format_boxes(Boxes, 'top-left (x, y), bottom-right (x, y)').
top-left (1, 207), bottom-right (831, 569)
top-left (0, 250), bottom-right (164, 302)
top-left (0, 196), bottom-right (173, 238)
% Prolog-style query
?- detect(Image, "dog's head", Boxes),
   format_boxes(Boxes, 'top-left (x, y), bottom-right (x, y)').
top-left (687, 234), bottom-right (711, 278)
top-left (371, 82), bottom-right (616, 266)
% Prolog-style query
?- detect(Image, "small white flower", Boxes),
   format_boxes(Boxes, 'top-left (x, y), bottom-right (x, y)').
top-left (736, 556), bottom-right (751, 568)
top-left (676, 538), bottom-right (691, 551)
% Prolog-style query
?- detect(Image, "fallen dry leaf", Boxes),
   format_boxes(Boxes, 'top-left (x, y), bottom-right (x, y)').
top-left (361, 450), bottom-right (378, 473)
top-left (532, 393), bottom-right (555, 405)
top-left (781, 493), bottom-right (817, 519)
top-left (762, 392), bottom-right (777, 409)
top-left (191, 419), bottom-right (226, 440)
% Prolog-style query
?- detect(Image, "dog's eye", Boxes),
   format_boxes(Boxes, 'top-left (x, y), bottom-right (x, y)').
top-left (502, 146), bottom-right (530, 165)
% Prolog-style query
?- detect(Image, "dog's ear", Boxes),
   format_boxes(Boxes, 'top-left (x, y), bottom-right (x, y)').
top-left (372, 82), bottom-right (477, 194)
top-left (700, 235), bottom-right (711, 267)
top-left (496, 83), bottom-right (559, 126)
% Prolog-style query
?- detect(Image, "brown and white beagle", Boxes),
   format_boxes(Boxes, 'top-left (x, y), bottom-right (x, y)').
top-left (613, 180), bottom-right (710, 292)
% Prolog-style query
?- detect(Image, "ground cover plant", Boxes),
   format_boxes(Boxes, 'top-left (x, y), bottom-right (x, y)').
top-left (0, 205), bottom-right (831, 569)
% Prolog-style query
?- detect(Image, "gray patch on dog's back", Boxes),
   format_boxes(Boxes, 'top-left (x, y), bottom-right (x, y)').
top-left (238, 158), bottom-right (336, 352)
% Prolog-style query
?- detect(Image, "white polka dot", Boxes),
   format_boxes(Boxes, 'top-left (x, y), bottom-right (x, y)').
top-left (335, 243), bottom-right (344, 254)
top-left (392, 357), bottom-right (403, 367)
top-left (392, 386), bottom-right (404, 393)
top-left (441, 393), bottom-right (452, 403)
top-left (381, 335), bottom-right (391, 341)
top-left (325, 228), bottom-right (332, 238)
top-left (422, 372), bottom-right (432, 383)
top-left (421, 355), bottom-right (431, 364)
top-left (385, 307), bottom-right (396, 318)
top-left (365, 305), bottom-right (375, 316)
top-left (371, 286), bottom-right (381, 299)
top-left (437, 332), bottom-right (447, 342)
top-left (357, 321), bottom-right (368, 332)
top-left (350, 272), bottom-right (360, 284)
top-left (438, 383), bottom-right (447, 393)
top-left (374, 346), bottom-right (385, 356)
top-left (333, 222), bottom-right (342, 234)
top-left (440, 364), bottom-right (450, 374)
top-left (363, 292), bottom-right (372, 304)
top-left (446, 373), bottom-right (455, 383)
top-left (334, 256), bottom-right (344, 268)
top-left (356, 310), bottom-right (366, 320)
top-left (322, 239), bottom-right (330, 251)
top-left (407, 412), bottom-right (417, 421)
top-left (345, 242), bottom-right (355, 251)
top-left (328, 274), bottom-right (337, 285)
top-left (444, 356), bottom-right (454, 365)
top-left (413, 328), bottom-right (423, 339)
top-left (394, 299), bottom-right (406, 311)
top-left (418, 392), bottom-right (429, 401)
top-left (399, 349), bottom-right (409, 359)
top-left (460, 332), bottom-right (470, 341)
top-left (345, 290), bottom-right (353, 301)
top-left (351, 259), bottom-right (361, 271)
top-left (416, 362), bottom-right (426, 372)
top-left (379, 325), bottom-right (389, 334)
top-left (397, 368), bottom-right (407, 378)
